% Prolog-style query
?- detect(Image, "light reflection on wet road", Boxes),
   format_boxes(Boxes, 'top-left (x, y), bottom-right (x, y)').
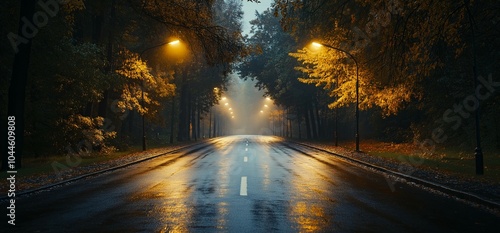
top-left (4, 135), bottom-right (500, 232)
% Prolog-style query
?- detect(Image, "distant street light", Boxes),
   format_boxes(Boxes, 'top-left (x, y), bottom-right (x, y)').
top-left (139, 39), bottom-right (181, 151)
top-left (312, 42), bottom-right (360, 152)
top-left (211, 89), bottom-right (234, 136)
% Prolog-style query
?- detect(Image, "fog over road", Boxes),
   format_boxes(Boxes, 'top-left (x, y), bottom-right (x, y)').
top-left (4, 135), bottom-right (499, 232)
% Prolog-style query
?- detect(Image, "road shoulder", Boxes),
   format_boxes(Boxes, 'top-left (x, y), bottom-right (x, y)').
top-left (288, 140), bottom-right (500, 212)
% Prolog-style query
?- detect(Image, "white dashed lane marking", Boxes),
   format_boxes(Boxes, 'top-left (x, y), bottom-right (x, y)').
top-left (240, 176), bottom-right (247, 196)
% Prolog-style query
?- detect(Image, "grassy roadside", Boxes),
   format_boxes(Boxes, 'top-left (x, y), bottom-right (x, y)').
top-left (0, 141), bottom-right (188, 180)
top-left (0, 148), bottom-right (141, 179)
top-left (0, 140), bottom-right (210, 194)
top-left (341, 140), bottom-right (500, 183)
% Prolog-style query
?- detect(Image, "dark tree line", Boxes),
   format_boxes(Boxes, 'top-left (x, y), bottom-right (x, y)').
top-left (1, 0), bottom-right (247, 170)
top-left (241, 0), bottom-right (500, 154)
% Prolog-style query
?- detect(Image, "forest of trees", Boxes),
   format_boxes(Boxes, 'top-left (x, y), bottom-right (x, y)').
top-left (240, 0), bottom-right (500, 153)
top-left (1, 0), bottom-right (499, 170)
top-left (1, 0), bottom-right (250, 169)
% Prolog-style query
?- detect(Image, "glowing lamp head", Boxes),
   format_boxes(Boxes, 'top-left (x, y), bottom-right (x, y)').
top-left (168, 40), bottom-right (180, 45)
top-left (312, 42), bottom-right (323, 48)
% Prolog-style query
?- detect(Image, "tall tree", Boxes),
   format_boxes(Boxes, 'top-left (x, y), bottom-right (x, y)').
top-left (281, 0), bottom-right (500, 146)
top-left (2, 0), bottom-right (36, 170)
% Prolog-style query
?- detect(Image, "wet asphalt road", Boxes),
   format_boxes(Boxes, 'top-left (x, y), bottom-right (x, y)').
top-left (3, 135), bottom-right (500, 232)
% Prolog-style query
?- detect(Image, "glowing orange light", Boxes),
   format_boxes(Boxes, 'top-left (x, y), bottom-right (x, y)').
top-left (168, 40), bottom-right (180, 45)
top-left (165, 39), bottom-right (188, 63)
top-left (312, 42), bottom-right (323, 47)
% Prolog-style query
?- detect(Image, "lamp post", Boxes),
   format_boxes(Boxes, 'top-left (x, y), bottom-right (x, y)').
top-left (312, 42), bottom-right (360, 152)
top-left (464, 1), bottom-right (483, 175)
top-left (212, 87), bottom-right (220, 137)
top-left (334, 87), bottom-right (338, 147)
top-left (139, 39), bottom-right (181, 151)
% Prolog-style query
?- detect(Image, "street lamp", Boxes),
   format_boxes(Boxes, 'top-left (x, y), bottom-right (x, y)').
top-left (138, 39), bottom-right (181, 151)
top-left (212, 87), bottom-right (221, 137)
top-left (140, 40), bottom-right (180, 58)
top-left (464, 1), bottom-right (483, 175)
top-left (312, 42), bottom-right (360, 152)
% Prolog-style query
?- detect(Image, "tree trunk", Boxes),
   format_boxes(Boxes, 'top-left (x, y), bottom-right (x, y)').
top-left (288, 119), bottom-right (292, 138)
top-left (190, 95), bottom-right (197, 141)
top-left (313, 103), bottom-right (320, 139)
top-left (128, 111), bottom-right (134, 134)
top-left (198, 111), bottom-right (202, 139)
top-left (2, 0), bottom-right (36, 170)
top-left (208, 110), bottom-right (212, 138)
top-left (177, 83), bottom-right (188, 142)
top-left (282, 111), bottom-right (285, 137)
top-left (84, 102), bottom-right (94, 117)
top-left (304, 105), bottom-right (312, 139)
top-left (98, 91), bottom-right (109, 117)
top-left (187, 92), bottom-right (192, 141)
top-left (298, 117), bottom-right (302, 139)
top-left (213, 114), bottom-right (217, 137)
top-left (309, 106), bottom-right (317, 139)
top-left (169, 96), bottom-right (175, 144)
top-left (196, 102), bottom-right (201, 139)
top-left (98, 0), bottom-right (116, 118)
